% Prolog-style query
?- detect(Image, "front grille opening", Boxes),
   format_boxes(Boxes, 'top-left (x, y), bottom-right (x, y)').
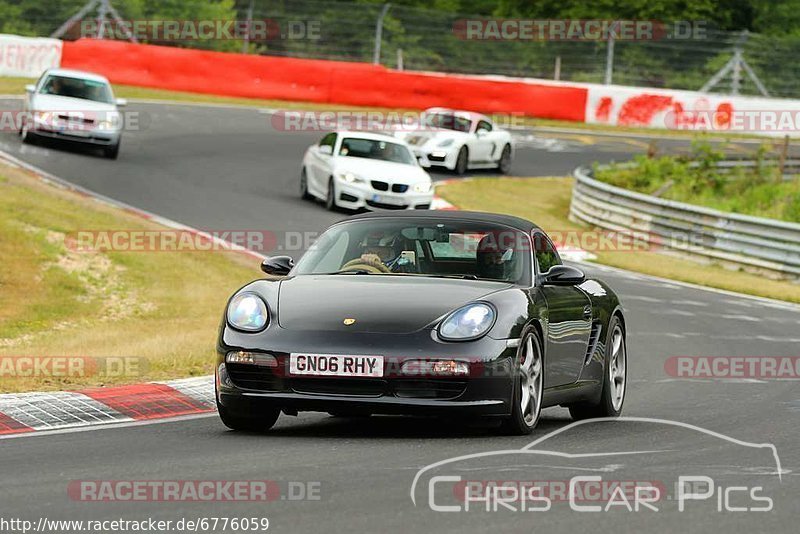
top-left (371, 180), bottom-right (389, 191)
top-left (392, 184), bottom-right (409, 193)
top-left (392, 379), bottom-right (467, 399)
top-left (227, 363), bottom-right (286, 392)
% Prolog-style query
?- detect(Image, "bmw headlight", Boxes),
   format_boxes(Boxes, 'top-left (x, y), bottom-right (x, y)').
top-left (226, 292), bottom-right (269, 332)
top-left (438, 303), bottom-right (496, 341)
top-left (337, 172), bottom-right (365, 184)
top-left (412, 182), bottom-right (432, 193)
top-left (437, 138), bottom-right (455, 147)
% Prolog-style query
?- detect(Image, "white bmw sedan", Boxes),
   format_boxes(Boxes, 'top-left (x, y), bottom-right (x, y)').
top-left (21, 68), bottom-right (126, 159)
top-left (301, 131), bottom-right (434, 211)
top-left (396, 107), bottom-right (514, 175)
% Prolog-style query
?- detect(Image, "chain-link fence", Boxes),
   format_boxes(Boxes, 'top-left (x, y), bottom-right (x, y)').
top-left (5, 0), bottom-right (800, 99)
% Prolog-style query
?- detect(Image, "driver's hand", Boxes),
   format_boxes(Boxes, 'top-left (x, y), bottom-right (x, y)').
top-left (360, 253), bottom-right (384, 267)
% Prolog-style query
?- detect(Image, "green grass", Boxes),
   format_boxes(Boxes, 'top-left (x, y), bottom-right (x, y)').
top-left (595, 150), bottom-right (800, 222)
top-left (0, 161), bottom-right (260, 392)
top-left (437, 176), bottom-right (800, 303)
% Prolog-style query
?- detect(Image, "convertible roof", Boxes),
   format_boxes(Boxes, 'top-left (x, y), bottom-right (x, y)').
top-left (344, 210), bottom-right (542, 233)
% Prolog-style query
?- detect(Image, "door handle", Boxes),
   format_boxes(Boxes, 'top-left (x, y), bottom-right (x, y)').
top-left (583, 305), bottom-right (592, 319)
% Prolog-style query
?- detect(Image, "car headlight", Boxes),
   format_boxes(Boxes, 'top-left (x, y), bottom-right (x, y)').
top-left (438, 303), bottom-right (496, 341)
top-left (33, 111), bottom-right (53, 123)
top-left (226, 292), bottom-right (269, 332)
top-left (337, 172), bottom-right (365, 184)
top-left (98, 112), bottom-right (121, 130)
top-left (437, 138), bottom-right (455, 147)
top-left (412, 182), bottom-right (432, 193)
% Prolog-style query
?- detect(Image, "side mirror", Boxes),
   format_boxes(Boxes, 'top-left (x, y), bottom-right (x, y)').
top-left (261, 255), bottom-right (294, 276)
top-left (541, 265), bottom-right (585, 286)
top-left (24, 84), bottom-right (35, 93)
top-left (115, 98), bottom-right (127, 107)
top-left (318, 144), bottom-right (333, 155)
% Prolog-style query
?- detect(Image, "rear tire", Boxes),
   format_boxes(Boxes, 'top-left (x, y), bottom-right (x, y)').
top-left (300, 168), bottom-right (312, 200)
top-left (325, 177), bottom-right (338, 211)
top-left (568, 316), bottom-right (627, 420)
top-left (217, 401), bottom-right (280, 432)
top-left (499, 327), bottom-right (544, 435)
top-left (454, 146), bottom-right (468, 175)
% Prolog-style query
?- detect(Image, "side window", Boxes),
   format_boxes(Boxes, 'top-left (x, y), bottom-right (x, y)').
top-left (533, 233), bottom-right (561, 274)
top-left (319, 133), bottom-right (337, 148)
top-left (477, 120), bottom-right (492, 133)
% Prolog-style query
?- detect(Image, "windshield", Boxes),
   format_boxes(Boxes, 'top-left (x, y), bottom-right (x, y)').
top-left (293, 218), bottom-right (531, 284)
top-left (38, 75), bottom-right (114, 104)
top-left (338, 137), bottom-right (416, 165)
top-left (427, 112), bottom-right (473, 132)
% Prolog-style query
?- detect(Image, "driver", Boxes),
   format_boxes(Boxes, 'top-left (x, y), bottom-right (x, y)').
top-left (476, 234), bottom-right (512, 280)
top-left (341, 233), bottom-right (412, 273)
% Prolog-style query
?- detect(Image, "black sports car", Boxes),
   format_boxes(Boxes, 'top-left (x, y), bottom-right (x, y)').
top-left (216, 211), bottom-right (627, 434)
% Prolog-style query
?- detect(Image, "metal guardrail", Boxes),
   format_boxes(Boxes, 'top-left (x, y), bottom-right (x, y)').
top-left (570, 164), bottom-right (800, 278)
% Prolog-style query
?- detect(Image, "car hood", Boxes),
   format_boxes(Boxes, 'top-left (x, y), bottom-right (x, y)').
top-left (277, 275), bottom-right (510, 334)
top-left (400, 129), bottom-right (471, 148)
top-left (333, 157), bottom-right (430, 184)
top-left (31, 94), bottom-right (117, 114)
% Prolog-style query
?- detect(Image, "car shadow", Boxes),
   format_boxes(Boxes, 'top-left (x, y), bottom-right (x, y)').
top-left (25, 135), bottom-right (109, 159)
top-left (224, 411), bottom-right (572, 440)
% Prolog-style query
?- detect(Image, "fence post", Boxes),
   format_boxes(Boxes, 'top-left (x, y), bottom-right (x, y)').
top-left (242, 0), bottom-right (254, 54)
top-left (372, 3), bottom-right (391, 65)
top-left (604, 33), bottom-right (615, 85)
top-left (554, 55), bottom-right (561, 81)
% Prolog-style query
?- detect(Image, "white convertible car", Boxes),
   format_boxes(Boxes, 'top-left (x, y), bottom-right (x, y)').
top-left (396, 108), bottom-right (514, 175)
top-left (301, 131), bottom-right (434, 211)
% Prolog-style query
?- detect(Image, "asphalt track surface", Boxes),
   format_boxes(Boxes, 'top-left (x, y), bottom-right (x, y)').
top-left (1, 100), bottom-right (799, 533)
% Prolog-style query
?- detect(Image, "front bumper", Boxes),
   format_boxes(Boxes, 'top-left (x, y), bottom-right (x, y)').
top-left (335, 179), bottom-right (433, 210)
top-left (30, 123), bottom-right (121, 146)
top-left (413, 148), bottom-right (458, 170)
top-left (216, 328), bottom-right (517, 417)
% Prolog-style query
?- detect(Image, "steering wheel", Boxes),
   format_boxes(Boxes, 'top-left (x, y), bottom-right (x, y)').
top-left (339, 257), bottom-right (391, 273)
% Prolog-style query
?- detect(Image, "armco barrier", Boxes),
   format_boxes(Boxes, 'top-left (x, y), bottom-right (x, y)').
top-left (570, 165), bottom-right (800, 277)
top-left (60, 39), bottom-right (587, 121)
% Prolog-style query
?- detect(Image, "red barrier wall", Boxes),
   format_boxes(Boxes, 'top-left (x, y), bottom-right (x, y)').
top-left (61, 39), bottom-right (587, 121)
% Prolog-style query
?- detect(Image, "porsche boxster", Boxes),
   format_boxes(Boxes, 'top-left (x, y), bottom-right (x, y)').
top-left (216, 211), bottom-right (627, 434)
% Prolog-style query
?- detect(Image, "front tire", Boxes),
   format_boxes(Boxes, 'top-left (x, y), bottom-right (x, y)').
top-left (217, 401), bottom-right (280, 432)
top-left (103, 140), bottom-right (120, 160)
top-left (497, 144), bottom-right (512, 174)
top-left (569, 316), bottom-right (627, 420)
top-left (499, 327), bottom-right (544, 435)
top-left (300, 168), bottom-right (312, 200)
top-left (454, 146), bottom-right (468, 175)
top-left (325, 177), bottom-right (338, 211)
